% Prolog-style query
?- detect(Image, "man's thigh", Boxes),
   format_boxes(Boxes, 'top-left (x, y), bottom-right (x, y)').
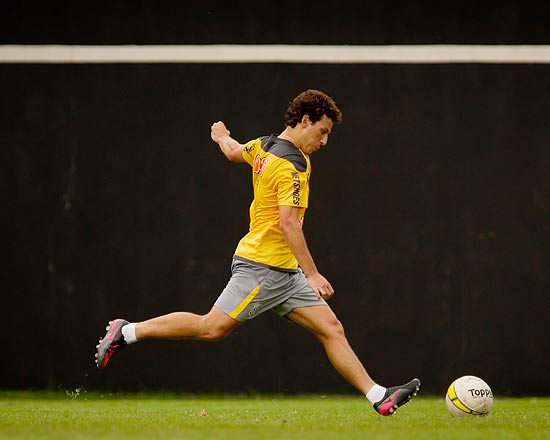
top-left (286, 304), bottom-right (339, 337)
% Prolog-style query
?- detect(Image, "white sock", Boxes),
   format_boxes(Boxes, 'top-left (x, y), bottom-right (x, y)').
top-left (121, 323), bottom-right (138, 344)
top-left (366, 384), bottom-right (387, 404)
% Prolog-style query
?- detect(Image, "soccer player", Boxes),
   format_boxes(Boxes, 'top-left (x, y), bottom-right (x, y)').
top-left (95, 89), bottom-right (420, 415)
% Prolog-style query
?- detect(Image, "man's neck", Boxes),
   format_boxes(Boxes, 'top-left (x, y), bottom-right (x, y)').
top-left (278, 128), bottom-right (304, 152)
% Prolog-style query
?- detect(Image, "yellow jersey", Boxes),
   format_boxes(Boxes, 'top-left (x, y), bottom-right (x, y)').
top-left (234, 135), bottom-right (311, 271)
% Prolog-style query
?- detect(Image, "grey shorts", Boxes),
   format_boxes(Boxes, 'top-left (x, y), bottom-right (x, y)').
top-left (215, 258), bottom-right (328, 322)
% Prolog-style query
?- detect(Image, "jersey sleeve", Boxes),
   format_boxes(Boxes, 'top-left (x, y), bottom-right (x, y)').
top-left (276, 162), bottom-right (309, 208)
top-left (241, 138), bottom-right (262, 166)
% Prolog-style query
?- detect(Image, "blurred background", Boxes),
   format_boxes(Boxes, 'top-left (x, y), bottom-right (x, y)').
top-left (2, 0), bottom-right (549, 396)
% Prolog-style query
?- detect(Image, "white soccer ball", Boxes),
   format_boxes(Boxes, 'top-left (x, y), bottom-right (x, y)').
top-left (445, 375), bottom-right (493, 417)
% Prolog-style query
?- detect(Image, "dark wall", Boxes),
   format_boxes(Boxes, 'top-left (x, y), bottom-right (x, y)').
top-left (3, 62), bottom-right (549, 396)
top-left (2, 0), bottom-right (550, 44)
top-left (3, 2), bottom-right (550, 396)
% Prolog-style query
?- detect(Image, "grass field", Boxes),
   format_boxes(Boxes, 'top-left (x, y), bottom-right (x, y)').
top-left (0, 391), bottom-right (549, 440)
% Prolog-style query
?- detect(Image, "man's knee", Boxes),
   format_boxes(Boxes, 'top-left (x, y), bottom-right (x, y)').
top-left (288, 306), bottom-right (346, 341)
top-left (310, 315), bottom-right (346, 342)
top-left (201, 324), bottom-right (233, 341)
top-left (325, 316), bottom-right (346, 338)
top-left (199, 311), bottom-right (238, 341)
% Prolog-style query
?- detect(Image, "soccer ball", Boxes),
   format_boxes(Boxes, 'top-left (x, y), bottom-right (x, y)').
top-left (445, 375), bottom-right (493, 417)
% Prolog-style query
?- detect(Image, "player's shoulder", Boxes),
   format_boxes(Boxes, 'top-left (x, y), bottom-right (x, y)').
top-left (243, 137), bottom-right (263, 155)
top-left (261, 135), bottom-right (307, 172)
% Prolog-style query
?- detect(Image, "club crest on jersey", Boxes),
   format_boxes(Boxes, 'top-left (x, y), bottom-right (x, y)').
top-left (253, 155), bottom-right (268, 176)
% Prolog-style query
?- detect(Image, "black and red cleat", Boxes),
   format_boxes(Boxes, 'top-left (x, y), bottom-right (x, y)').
top-left (95, 319), bottom-right (129, 369)
top-left (373, 378), bottom-right (421, 416)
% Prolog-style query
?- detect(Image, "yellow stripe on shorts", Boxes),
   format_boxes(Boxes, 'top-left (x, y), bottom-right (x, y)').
top-left (229, 285), bottom-right (261, 319)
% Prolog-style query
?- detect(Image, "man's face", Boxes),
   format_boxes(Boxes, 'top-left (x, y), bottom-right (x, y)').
top-left (298, 114), bottom-right (334, 155)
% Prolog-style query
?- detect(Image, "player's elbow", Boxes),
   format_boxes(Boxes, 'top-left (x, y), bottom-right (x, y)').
top-left (225, 150), bottom-right (244, 162)
top-left (226, 150), bottom-right (243, 162)
top-left (222, 143), bottom-right (245, 162)
top-left (279, 216), bottom-right (295, 235)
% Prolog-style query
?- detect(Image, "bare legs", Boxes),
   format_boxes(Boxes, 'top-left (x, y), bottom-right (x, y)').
top-left (135, 306), bottom-right (240, 341)
top-left (287, 305), bottom-right (376, 395)
top-left (132, 303), bottom-right (374, 395)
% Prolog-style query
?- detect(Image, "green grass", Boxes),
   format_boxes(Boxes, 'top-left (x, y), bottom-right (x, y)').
top-left (0, 392), bottom-right (549, 440)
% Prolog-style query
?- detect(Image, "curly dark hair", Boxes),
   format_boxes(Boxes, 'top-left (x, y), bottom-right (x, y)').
top-left (285, 89), bottom-right (343, 128)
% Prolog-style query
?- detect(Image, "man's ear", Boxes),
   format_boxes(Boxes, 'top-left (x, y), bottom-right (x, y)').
top-left (301, 114), bottom-right (311, 127)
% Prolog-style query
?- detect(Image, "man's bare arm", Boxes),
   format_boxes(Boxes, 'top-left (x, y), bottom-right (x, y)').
top-left (279, 205), bottom-right (334, 300)
top-left (210, 121), bottom-right (245, 162)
